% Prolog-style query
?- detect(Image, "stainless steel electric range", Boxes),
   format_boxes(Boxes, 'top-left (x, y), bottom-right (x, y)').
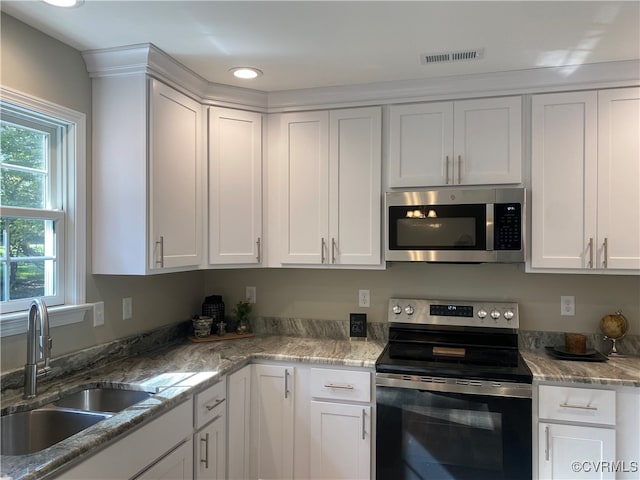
top-left (375, 298), bottom-right (533, 480)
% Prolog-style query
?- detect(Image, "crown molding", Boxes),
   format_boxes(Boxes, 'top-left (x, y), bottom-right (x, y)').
top-left (82, 43), bottom-right (269, 111)
top-left (82, 43), bottom-right (639, 113)
top-left (267, 60), bottom-right (640, 112)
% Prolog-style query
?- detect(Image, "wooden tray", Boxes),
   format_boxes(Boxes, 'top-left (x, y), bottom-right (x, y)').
top-left (188, 332), bottom-right (254, 343)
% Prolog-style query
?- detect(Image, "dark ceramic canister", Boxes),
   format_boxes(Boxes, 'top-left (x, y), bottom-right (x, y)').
top-left (202, 295), bottom-right (225, 333)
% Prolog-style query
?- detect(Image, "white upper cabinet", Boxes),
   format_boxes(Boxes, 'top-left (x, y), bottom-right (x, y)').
top-left (208, 107), bottom-right (263, 266)
top-left (389, 96), bottom-right (522, 187)
top-left (92, 75), bottom-right (203, 274)
top-left (531, 87), bottom-right (640, 272)
top-left (279, 107), bottom-right (382, 266)
top-left (596, 88), bottom-right (640, 270)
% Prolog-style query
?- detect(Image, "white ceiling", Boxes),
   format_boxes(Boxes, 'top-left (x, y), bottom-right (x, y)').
top-left (2, 1), bottom-right (639, 92)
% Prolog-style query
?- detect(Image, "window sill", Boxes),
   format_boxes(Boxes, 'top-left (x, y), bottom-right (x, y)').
top-left (0, 303), bottom-right (93, 338)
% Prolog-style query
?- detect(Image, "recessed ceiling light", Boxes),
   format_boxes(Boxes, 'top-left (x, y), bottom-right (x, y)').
top-left (230, 67), bottom-right (263, 80)
top-left (42, 0), bottom-right (84, 7)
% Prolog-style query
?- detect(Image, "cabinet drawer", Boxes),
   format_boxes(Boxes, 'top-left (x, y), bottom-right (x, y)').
top-left (195, 380), bottom-right (226, 429)
top-left (538, 384), bottom-right (615, 425)
top-left (310, 368), bottom-right (371, 402)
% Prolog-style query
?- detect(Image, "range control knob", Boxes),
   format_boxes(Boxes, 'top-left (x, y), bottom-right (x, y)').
top-left (404, 305), bottom-right (415, 316)
top-left (504, 310), bottom-right (515, 321)
top-left (477, 309), bottom-right (488, 319)
top-left (392, 304), bottom-right (402, 315)
top-left (490, 309), bottom-right (501, 320)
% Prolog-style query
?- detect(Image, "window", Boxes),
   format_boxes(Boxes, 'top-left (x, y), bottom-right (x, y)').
top-left (0, 87), bottom-right (87, 335)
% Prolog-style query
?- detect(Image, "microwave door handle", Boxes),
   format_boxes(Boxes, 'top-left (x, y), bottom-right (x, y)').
top-left (486, 204), bottom-right (494, 251)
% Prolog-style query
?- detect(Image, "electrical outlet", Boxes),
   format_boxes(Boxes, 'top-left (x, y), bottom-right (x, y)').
top-left (358, 289), bottom-right (370, 308)
top-left (122, 297), bottom-right (133, 320)
top-left (246, 286), bottom-right (256, 304)
top-left (350, 313), bottom-right (367, 338)
top-left (561, 296), bottom-right (575, 316)
top-left (93, 301), bottom-right (105, 327)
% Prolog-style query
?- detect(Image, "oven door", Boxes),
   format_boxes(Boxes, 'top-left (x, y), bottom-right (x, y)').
top-left (376, 375), bottom-right (532, 480)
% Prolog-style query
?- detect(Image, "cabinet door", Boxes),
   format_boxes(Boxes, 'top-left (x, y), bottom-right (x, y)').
top-left (329, 107), bottom-right (382, 265)
top-left (531, 91), bottom-right (598, 269)
top-left (280, 112), bottom-right (329, 264)
top-left (388, 102), bottom-right (454, 187)
top-left (251, 364), bottom-right (295, 480)
top-left (149, 79), bottom-right (203, 270)
top-left (195, 417), bottom-right (226, 480)
top-left (309, 401), bottom-right (370, 480)
top-left (453, 96), bottom-right (522, 185)
top-left (597, 87), bottom-right (640, 270)
top-left (538, 423), bottom-right (615, 479)
top-left (208, 107), bottom-right (263, 265)
top-left (136, 439), bottom-right (194, 480)
top-left (228, 365), bottom-right (252, 480)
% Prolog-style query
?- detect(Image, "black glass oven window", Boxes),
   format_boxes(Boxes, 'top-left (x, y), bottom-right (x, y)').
top-left (389, 204), bottom-right (486, 250)
top-left (376, 386), bottom-right (532, 480)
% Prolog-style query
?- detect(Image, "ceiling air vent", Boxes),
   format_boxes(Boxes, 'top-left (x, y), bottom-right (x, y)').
top-left (421, 48), bottom-right (485, 65)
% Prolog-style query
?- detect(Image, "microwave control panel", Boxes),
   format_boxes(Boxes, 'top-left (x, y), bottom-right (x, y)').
top-left (494, 203), bottom-right (521, 250)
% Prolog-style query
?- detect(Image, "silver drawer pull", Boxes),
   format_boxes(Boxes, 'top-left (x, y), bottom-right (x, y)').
top-left (205, 398), bottom-right (225, 411)
top-left (560, 402), bottom-right (598, 411)
top-left (324, 383), bottom-right (355, 390)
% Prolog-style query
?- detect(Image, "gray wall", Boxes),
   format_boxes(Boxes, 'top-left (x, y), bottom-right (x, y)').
top-left (0, 14), bottom-right (204, 372)
top-left (2, 14), bottom-right (639, 373)
top-left (204, 264), bottom-right (639, 333)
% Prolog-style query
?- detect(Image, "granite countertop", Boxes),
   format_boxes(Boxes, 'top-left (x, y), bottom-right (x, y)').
top-left (521, 349), bottom-right (640, 388)
top-left (1, 335), bottom-right (384, 480)
top-left (2, 331), bottom-right (639, 480)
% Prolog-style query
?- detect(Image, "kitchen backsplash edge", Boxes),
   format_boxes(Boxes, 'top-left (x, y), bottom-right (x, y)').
top-left (2, 317), bottom-right (638, 394)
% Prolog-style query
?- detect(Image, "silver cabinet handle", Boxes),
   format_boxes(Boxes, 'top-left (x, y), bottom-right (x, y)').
top-left (284, 369), bottom-right (288, 398)
top-left (545, 425), bottom-right (550, 461)
top-left (256, 237), bottom-right (261, 263)
top-left (457, 155), bottom-right (462, 184)
top-left (603, 237), bottom-right (608, 268)
top-left (200, 432), bottom-right (210, 469)
top-left (361, 409), bottom-right (366, 440)
top-left (155, 236), bottom-right (165, 267)
top-left (324, 383), bottom-right (354, 390)
top-left (445, 155), bottom-right (450, 184)
top-left (588, 237), bottom-right (594, 268)
top-left (321, 238), bottom-right (326, 264)
top-left (205, 398), bottom-right (225, 411)
top-left (560, 402), bottom-right (598, 411)
top-left (331, 238), bottom-right (337, 264)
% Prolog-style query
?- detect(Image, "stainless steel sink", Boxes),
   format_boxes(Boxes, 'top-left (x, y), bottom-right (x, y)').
top-left (0, 408), bottom-right (111, 456)
top-left (54, 387), bottom-right (152, 413)
top-left (1, 386), bottom-right (154, 456)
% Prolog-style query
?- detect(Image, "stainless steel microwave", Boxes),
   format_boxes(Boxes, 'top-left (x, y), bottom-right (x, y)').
top-left (385, 187), bottom-right (525, 263)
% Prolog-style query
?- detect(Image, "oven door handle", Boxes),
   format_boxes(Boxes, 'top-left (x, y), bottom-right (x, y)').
top-left (376, 372), bottom-right (532, 399)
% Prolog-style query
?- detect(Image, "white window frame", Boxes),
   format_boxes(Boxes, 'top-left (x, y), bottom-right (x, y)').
top-left (0, 86), bottom-right (90, 337)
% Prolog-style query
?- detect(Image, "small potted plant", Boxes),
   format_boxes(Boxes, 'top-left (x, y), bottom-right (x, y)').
top-left (234, 300), bottom-right (252, 334)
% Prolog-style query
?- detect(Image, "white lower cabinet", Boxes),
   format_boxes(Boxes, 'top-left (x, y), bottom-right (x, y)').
top-left (227, 365), bottom-right (252, 480)
top-left (309, 367), bottom-right (372, 480)
top-left (229, 363), bottom-right (374, 480)
top-left (58, 400), bottom-right (193, 479)
top-left (194, 380), bottom-right (227, 480)
top-left (535, 383), bottom-right (640, 480)
top-left (251, 364), bottom-right (295, 480)
top-left (309, 401), bottom-right (371, 480)
top-left (195, 416), bottom-right (226, 480)
top-left (538, 422), bottom-right (615, 480)
top-left (136, 439), bottom-right (194, 480)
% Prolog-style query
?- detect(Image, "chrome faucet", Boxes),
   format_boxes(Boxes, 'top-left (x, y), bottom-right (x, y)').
top-left (24, 298), bottom-right (52, 399)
